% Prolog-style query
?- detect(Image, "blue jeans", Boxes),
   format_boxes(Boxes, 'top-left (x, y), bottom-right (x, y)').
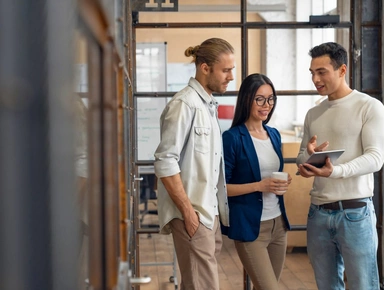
top-left (307, 198), bottom-right (379, 290)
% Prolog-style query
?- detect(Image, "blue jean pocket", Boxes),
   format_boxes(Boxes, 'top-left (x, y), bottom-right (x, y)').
top-left (344, 205), bottom-right (370, 222)
top-left (308, 204), bottom-right (317, 219)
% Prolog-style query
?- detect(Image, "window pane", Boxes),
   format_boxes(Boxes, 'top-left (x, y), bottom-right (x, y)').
top-left (248, 28), bottom-right (350, 90)
top-left (216, 94), bottom-right (321, 144)
top-left (137, 0), bottom-right (349, 24)
top-left (135, 28), bottom-right (242, 92)
top-left (136, 43), bottom-right (167, 92)
top-left (247, 0), bottom-right (345, 23)
top-left (216, 96), bottom-right (237, 132)
top-left (138, 0), bottom-right (242, 23)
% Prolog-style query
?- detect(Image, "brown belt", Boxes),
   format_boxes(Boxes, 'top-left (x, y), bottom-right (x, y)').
top-left (320, 200), bottom-right (367, 210)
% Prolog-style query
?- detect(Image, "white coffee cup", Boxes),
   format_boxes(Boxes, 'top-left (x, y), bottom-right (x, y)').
top-left (271, 172), bottom-right (288, 194)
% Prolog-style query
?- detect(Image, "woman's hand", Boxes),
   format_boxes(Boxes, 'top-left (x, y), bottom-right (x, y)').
top-left (258, 178), bottom-right (289, 195)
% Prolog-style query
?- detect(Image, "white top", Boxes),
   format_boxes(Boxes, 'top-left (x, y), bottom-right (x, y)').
top-left (296, 90), bottom-right (384, 205)
top-left (154, 77), bottom-right (229, 234)
top-left (251, 136), bottom-right (281, 221)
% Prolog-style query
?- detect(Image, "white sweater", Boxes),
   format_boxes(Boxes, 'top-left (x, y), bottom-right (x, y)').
top-left (296, 90), bottom-right (384, 204)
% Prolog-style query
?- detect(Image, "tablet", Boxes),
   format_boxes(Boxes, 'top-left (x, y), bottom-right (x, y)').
top-left (305, 149), bottom-right (345, 168)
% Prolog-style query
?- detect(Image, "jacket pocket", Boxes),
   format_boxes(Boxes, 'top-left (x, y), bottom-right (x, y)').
top-left (194, 126), bottom-right (210, 154)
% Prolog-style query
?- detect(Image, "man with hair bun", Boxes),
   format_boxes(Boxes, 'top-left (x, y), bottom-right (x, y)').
top-left (154, 38), bottom-right (235, 289)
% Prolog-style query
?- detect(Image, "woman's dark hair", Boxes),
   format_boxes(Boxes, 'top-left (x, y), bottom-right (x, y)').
top-left (231, 73), bottom-right (277, 128)
top-left (309, 42), bottom-right (348, 70)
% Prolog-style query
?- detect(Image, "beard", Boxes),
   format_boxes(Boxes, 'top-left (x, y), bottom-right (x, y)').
top-left (207, 79), bottom-right (227, 94)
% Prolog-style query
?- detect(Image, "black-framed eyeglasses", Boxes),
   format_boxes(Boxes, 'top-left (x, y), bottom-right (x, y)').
top-left (254, 96), bottom-right (276, 106)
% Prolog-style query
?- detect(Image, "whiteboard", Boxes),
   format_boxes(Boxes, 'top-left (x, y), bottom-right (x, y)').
top-left (136, 97), bottom-right (168, 161)
top-left (135, 42), bottom-right (168, 162)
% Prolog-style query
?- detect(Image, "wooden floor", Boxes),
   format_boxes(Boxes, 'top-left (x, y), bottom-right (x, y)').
top-left (137, 208), bottom-right (318, 290)
top-left (138, 233), bottom-right (317, 290)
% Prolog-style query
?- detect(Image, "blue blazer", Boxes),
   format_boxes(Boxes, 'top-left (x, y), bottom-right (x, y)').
top-left (221, 123), bottom-right (290, 242)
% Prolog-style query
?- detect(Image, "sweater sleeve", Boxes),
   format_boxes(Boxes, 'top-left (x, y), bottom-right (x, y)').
top-left (296, 111), bottom-right (312, 166)
top-left (330, 98), bottom-right (384, 178)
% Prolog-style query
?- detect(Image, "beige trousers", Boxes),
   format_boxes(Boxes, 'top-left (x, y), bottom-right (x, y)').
top-left (169, 216), bottom-right (222, 290)
top-left (235, 215), bottom-right (287, 290)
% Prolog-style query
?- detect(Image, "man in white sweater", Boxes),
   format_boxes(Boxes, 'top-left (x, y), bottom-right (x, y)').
top-left (296, 42), bottom-right (384, 290)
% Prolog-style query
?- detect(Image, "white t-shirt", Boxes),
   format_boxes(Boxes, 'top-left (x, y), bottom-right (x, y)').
top-left (251, 136), bottom-right (281, 221)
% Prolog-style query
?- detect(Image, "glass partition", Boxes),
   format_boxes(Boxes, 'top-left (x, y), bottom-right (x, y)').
top-left (216, 94), bottom-right (319, 142)
top-left (247, 0), bottom-right (345, 22)
top-left (138, 0), bottom-right (243, 23)
top-left (136, 43), bottom-right (167, 92)
top-left (137, 0), bottom-right (350, 25)
top-left (247, 28), bottom-right (350, 90)
top-left (135, 28), bottom-right (242, 92)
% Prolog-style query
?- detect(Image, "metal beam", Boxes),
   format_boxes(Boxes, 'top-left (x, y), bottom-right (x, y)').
top-left (178, 4), bottom-right (286, 12)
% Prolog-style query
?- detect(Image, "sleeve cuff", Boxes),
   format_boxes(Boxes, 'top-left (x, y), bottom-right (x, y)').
top-left (154, 160), bottom-right (181, 178)
top-left (329, 165), bottom-right (342, 178)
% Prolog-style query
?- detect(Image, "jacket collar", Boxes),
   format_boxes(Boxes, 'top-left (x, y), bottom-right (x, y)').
top-left (188, 77), bottom-right (218, 107)
top-left (237, 123), bottom-right (283, 180)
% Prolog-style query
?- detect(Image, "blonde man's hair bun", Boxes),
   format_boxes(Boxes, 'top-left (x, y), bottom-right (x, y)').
top-left (185, 38), bottom-right (234, 66)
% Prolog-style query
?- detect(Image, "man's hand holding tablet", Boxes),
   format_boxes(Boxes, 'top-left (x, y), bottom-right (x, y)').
top-left (296, 149), bottom-right (345, 176)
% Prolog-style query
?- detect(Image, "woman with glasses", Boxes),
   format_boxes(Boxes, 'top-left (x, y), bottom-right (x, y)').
top-left (221, 73), bottom-right (291, 289)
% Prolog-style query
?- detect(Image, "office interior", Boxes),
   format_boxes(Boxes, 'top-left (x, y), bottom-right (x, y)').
top-left (0, 0), bottom-right (383, 289)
